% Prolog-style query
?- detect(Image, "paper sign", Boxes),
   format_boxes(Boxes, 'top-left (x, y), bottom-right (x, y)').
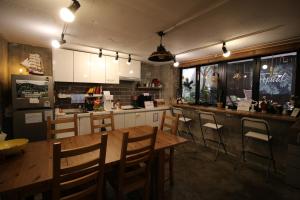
top-left (237, 101), bottom-right (251, 112)
top-left (103, 91), bottom-right (110, 96)
top-left (291, 108), bottom-right (300, 118)
top-left (25, 113), bottom-right (42, 124)
top-left (29, 98), bottom-right (39, 104)
top-left (144, 101), bottom-right (154, 109)
top-left (143, 93), bottom-right (150, 96)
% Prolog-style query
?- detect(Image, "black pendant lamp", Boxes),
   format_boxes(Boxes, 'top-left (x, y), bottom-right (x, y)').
top-left (148, 31), bottom-right (174, 62)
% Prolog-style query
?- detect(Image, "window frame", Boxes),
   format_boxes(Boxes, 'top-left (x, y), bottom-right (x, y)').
top-left (180, 50), bottom-right (300, 106)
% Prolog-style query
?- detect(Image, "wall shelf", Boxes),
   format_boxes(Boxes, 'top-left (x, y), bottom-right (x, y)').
top-left (136, 87), bottom-right (162, 90)
top-left (57, 93), bottom-right (102, 99)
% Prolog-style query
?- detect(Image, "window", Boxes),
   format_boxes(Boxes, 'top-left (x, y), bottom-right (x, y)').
top-left (181, 67), bottom-right (196, 103)
top-left (259, 52), bottom-right (297, 104)
top-left (226, 59), bottom-right (254, 106)
top-left (199, 64), bottom-right (219, 105)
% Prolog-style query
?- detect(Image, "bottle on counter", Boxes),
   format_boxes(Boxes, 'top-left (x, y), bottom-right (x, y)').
top-left (260, 96), bottom-right (267, 113)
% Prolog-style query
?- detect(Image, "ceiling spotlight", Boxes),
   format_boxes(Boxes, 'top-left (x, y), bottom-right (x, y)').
top-left (114, 52), bottom-right (119, 63)
top-left (98, 49), bottom-right (102, 58)
top-left (127, 54), bottom-right (132, 65)
top-left (51, 39), bottom-right (61, 49)
top-left (51, 33), bottom-right (66, 49)
top-left (262, 64), bottom-right (268, 70)
top-left (148, 31), bottom-right (174, 62)
top-left (222, 42), bottom-right (231, 57)
top-left (173, 56), bottom-right (179, 67)
top-left (60, 0), bottom-right (80, 23)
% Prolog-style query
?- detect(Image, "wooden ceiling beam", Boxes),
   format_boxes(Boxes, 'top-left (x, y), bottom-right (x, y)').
top-left (180, 37), bottom-right (300, 67)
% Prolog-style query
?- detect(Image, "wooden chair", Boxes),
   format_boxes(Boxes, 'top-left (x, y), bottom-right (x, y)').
top-left (90, 111), bottom-right (115, 134)
top-left (159, 110), bottom-right (179, 186)
top-left (52, 133), bottom-right (108, 200)
top-left (111, 127), bottom-right (158, 200)
top-left (47, 114), bottom-right (78, 139)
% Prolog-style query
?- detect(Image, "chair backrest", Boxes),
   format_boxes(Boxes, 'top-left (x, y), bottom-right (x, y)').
top-left (118, 127), bottom-right (158, 191)
top-left (160, 110), bottom-right (179, 135)
top-left (171, 107), bottom-right (183, 116)
top-left (198, 111), bottom-right (220, 129)
top-left (47, 114), bottom-right (78, 139)
top-left (241, 117), bottom-right (271, 137)
top-left (90, 111), bottom-right (115, 134)
top-left (52, 133), bottom-right (108, 200)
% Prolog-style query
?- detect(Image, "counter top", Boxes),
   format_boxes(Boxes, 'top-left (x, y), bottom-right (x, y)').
top-left (56, 106), bottom-right (170, 118)
top-left (172, 104), bottom-right (297, 122)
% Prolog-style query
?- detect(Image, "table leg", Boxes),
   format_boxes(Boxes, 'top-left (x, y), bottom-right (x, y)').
top-left (155, 150), bottom-right (165, 200)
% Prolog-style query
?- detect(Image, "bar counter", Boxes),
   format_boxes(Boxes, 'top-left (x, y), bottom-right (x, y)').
top-left (172, 103), bottom-right (297, 122)
top-left (171, 103), bottom-right (298, 175)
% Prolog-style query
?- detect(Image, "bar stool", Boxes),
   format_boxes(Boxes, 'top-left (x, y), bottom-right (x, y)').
top-left (171, 107), bottom-right (195, 142)
top-left (240, 117), bottom-right (276, 177)
top-left (198, 111), bottom-right (227, 161)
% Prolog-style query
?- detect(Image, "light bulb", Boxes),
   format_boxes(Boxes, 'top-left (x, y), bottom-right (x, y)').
top-left (173, 61), bottom-right (179, 67)
top-left (51, 40), bottom-right (60, 48)
top-left (223, 51), bottom-right (231, 58)
top-left (262, 64), bottom-right (268, 70)
top-left (126, 61), bottom-right (131, 65)
top-left (60, 7), bottom-right (75, 23)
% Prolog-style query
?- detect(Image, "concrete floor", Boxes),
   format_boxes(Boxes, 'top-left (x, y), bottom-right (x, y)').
top-left (107, 142), bottom-right (300, 200)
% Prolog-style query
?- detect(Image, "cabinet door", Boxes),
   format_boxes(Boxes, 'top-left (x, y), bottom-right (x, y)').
top-left (135, 112), bottom-right (146, 126)
top-left (52, 49), bottom-right (74, 82)
top-left (90, 54), bottom-right (106, 83)
top-left (105, 56), bottom-right (119, 84)
top-left (119, 59), bottom-right (141, 80)
top-left (124, 113), bottom-right (136, 128)
top-left (130, 60), bottom-right (141, 79)
top-left (74, 51), bottom-right (91, 83)
top-left (119, 58), bottom-right (129, 78)
top-left (79, 117), bottom-right (91, 135)
top-left (114, 114), bottom-right (125, 129)
top-left (146, 111), bottom-right (161, 126)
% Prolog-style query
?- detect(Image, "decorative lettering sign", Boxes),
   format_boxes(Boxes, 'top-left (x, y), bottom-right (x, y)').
top-left (259, 64), bottom-right (293, 96)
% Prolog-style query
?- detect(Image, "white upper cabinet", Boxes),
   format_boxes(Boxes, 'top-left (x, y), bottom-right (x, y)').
top-left (105, 56), bottom-right (120, 84)
top-left (74, 51), bottom-right (91, 83)
top-left (52, 49), bottom-right (74, 82)
top-left (90, 54), bottom-right (106, 83)
top-left (119, 58), bottom-right (141, 80)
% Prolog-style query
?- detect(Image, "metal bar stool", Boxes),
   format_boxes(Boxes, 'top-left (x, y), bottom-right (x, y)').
top-left (240, 117), bottom-right (276, 177)
top-left (171, 107), bottom-right (195, 142)
top-left (198, 111), bottom-right (227, 161)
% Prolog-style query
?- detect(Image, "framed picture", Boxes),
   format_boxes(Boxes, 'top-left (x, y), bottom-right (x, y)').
top-left (291, 108), bottom-right (300, 117)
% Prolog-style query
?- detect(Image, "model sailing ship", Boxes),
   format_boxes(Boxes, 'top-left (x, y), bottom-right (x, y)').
top-left (21, 53), bottom-right (44, 75)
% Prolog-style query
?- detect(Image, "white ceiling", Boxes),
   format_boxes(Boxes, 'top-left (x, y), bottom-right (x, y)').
top-left (0, 0), bottom-right (300, 64)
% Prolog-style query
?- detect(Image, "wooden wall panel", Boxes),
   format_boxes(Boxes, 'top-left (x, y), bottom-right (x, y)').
top-left (181, 39), bottom-right (300, 68)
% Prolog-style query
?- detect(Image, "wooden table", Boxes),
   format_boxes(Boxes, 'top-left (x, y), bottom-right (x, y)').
top-left (0, 126), bottom-right (188, 200)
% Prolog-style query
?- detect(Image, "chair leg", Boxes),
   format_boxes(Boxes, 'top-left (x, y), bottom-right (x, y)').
top-left (214, 139), bottom-right (221, 161)
top-left (269, 140), bottom-right (277, 173)
top-left (143, 173), bottom-right (151, 200)
top-left (186, 122), bottom-right (195, 142)
top-left (169, 148), bottom-right (174, 186)
top-left (200, 127), bottom-right (207, 147)
top-left (219, 129), bottom-right (227, 154)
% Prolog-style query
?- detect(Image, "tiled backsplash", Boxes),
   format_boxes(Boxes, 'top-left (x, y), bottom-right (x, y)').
top-left (54, 81), bottom-right (160, 108)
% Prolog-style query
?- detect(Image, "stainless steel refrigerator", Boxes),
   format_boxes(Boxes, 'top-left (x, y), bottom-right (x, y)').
top-left (12, 75), bottom-right (54, 141)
